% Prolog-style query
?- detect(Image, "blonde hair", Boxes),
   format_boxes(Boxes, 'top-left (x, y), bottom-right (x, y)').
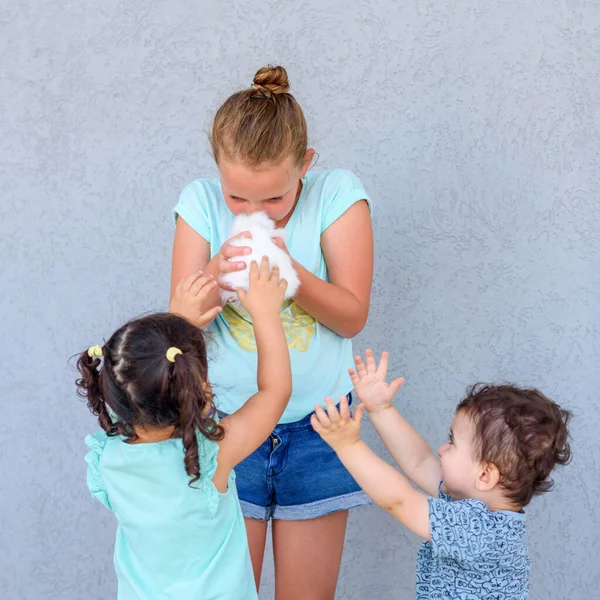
top-left (210, 65), bottom-right (308, 168)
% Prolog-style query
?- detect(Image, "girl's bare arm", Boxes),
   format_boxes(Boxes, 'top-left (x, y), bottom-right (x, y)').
top-left (291, 201), bottom-right (373, 338)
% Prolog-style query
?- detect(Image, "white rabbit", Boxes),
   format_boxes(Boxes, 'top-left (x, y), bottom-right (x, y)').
top-left (219, 212), bottom-right (300, 304)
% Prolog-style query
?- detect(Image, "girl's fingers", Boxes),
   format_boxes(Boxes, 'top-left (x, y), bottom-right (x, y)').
top-left (178, 271), bottom-right (203, 294)
top-left (270, 264), bottom-right (280, 282)
top-left (223, 232), bottom-right (252, 257)
top-left (272, 237), bottom-right (290, 256)
top-left (248, 260), bottom-right (260, 281)
top-left (197, 305), bottom-right (222, 327)
top-left (189, 274), bottom-right (215, 296)
top-left (220, 256), bottom-right (246, 272)
top-left (195, 279), bottom-right (218, 299)
top-left (348, 368), bottom-right (359, 387)
top-left (222, 243), bottom-right (251, 259)
top-left (259, 256), bottom-right (271, 279)
top-left (219, 280), bottom-right (236, 292)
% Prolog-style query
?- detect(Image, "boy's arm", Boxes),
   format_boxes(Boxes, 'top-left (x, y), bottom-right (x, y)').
top-left (311, 399), bottom-right (431, 540)
top-left (369, 406), bottom-right (442, 498)
top-left (340, 439), bottom-right (431, 540)
top-left (349, 350), bottom-right (442, 496)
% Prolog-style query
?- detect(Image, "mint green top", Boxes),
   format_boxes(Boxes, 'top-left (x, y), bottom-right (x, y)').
top-left (173, 169), bottom-right (371, 423)
top-left (85, 431), bottom-right (257, 600)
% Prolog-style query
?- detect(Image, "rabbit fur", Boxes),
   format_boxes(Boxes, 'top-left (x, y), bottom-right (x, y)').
top-left (219, 212), bottom-right (300, 303)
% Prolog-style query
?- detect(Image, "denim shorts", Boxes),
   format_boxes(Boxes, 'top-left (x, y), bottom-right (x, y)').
top-left (220, 394), bottom-right (371, 521)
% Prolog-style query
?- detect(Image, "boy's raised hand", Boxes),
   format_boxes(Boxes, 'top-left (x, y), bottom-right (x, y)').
top-left (311, 396), bottom-right (364, 452)
top-left (349, 350), bottom-right (405, 413)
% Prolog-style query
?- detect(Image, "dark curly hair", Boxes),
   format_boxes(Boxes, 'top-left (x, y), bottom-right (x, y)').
top-left (75, 313), bottom-right (224, 484)
top-left (456, 384), bottom-right (572, 507)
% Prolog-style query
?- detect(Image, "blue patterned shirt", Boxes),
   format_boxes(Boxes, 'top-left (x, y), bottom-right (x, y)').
top-left (416, 484), bottom-right (530, 599)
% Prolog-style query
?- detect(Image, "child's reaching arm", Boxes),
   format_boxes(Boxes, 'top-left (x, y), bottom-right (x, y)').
top-left (350, 350), bottom-right (442, 497)
top-left (311, 397), bottom-right (431, 540)
top-left (214, 258), bottom-right (292, 476)
top-left (169, 256), bottom-right (291, 491)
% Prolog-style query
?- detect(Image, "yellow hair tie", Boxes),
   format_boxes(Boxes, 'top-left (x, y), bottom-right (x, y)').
top-left (166, 347), bottom-right (182, 363)
top-left (87, 345), bottom-right (103, 358)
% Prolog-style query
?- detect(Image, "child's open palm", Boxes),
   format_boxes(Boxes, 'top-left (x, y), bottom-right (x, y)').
top-left (349, 350), bottom-right (405, 413)
top-left (311, 396), bottom-right (364, 452)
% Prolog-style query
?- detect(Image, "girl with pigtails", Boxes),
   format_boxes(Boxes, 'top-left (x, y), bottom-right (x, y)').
top-left (76, 261), bottom-right (290, 599)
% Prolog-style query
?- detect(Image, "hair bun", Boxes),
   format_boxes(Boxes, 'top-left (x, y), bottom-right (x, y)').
top-left (252, 65), bottom-right (290, 96)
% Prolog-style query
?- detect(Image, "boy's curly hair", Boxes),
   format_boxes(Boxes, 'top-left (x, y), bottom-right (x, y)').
top-left (457, 384), bottom-right (572, 507)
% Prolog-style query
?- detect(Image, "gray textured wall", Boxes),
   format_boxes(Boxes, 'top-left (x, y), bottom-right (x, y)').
top-left (1, 1), bottom-right (598, 598)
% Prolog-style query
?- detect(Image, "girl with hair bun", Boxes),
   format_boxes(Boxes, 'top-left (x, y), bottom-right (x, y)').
top-left (172, 65), bottom-right (374, 598)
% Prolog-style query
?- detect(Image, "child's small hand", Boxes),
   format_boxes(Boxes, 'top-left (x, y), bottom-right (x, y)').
top-left (311, 396), bottom-right (364, 452)
top-left (349, 350), bottom-right (405, 414)
top-left (237, 256), bottom-right (287, 319)
top-left (169, 272), bottom-right (222, 328)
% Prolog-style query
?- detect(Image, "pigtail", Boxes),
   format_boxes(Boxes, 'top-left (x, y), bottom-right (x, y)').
top-left (76, 348), bottom-right (113, 435)
top-left (170, 353), bottom-right (224, 485)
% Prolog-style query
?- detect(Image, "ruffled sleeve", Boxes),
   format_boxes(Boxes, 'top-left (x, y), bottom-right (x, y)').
top-left (84, 431), bottom-right (113, 511)
top-left (194, 430), bottom-right (234, 518)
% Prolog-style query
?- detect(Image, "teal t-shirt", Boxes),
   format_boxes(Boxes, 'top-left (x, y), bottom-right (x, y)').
top-left (173, 169), bottom-right (371, 423)
top-left (85, 431), bottom-right (257, 600)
